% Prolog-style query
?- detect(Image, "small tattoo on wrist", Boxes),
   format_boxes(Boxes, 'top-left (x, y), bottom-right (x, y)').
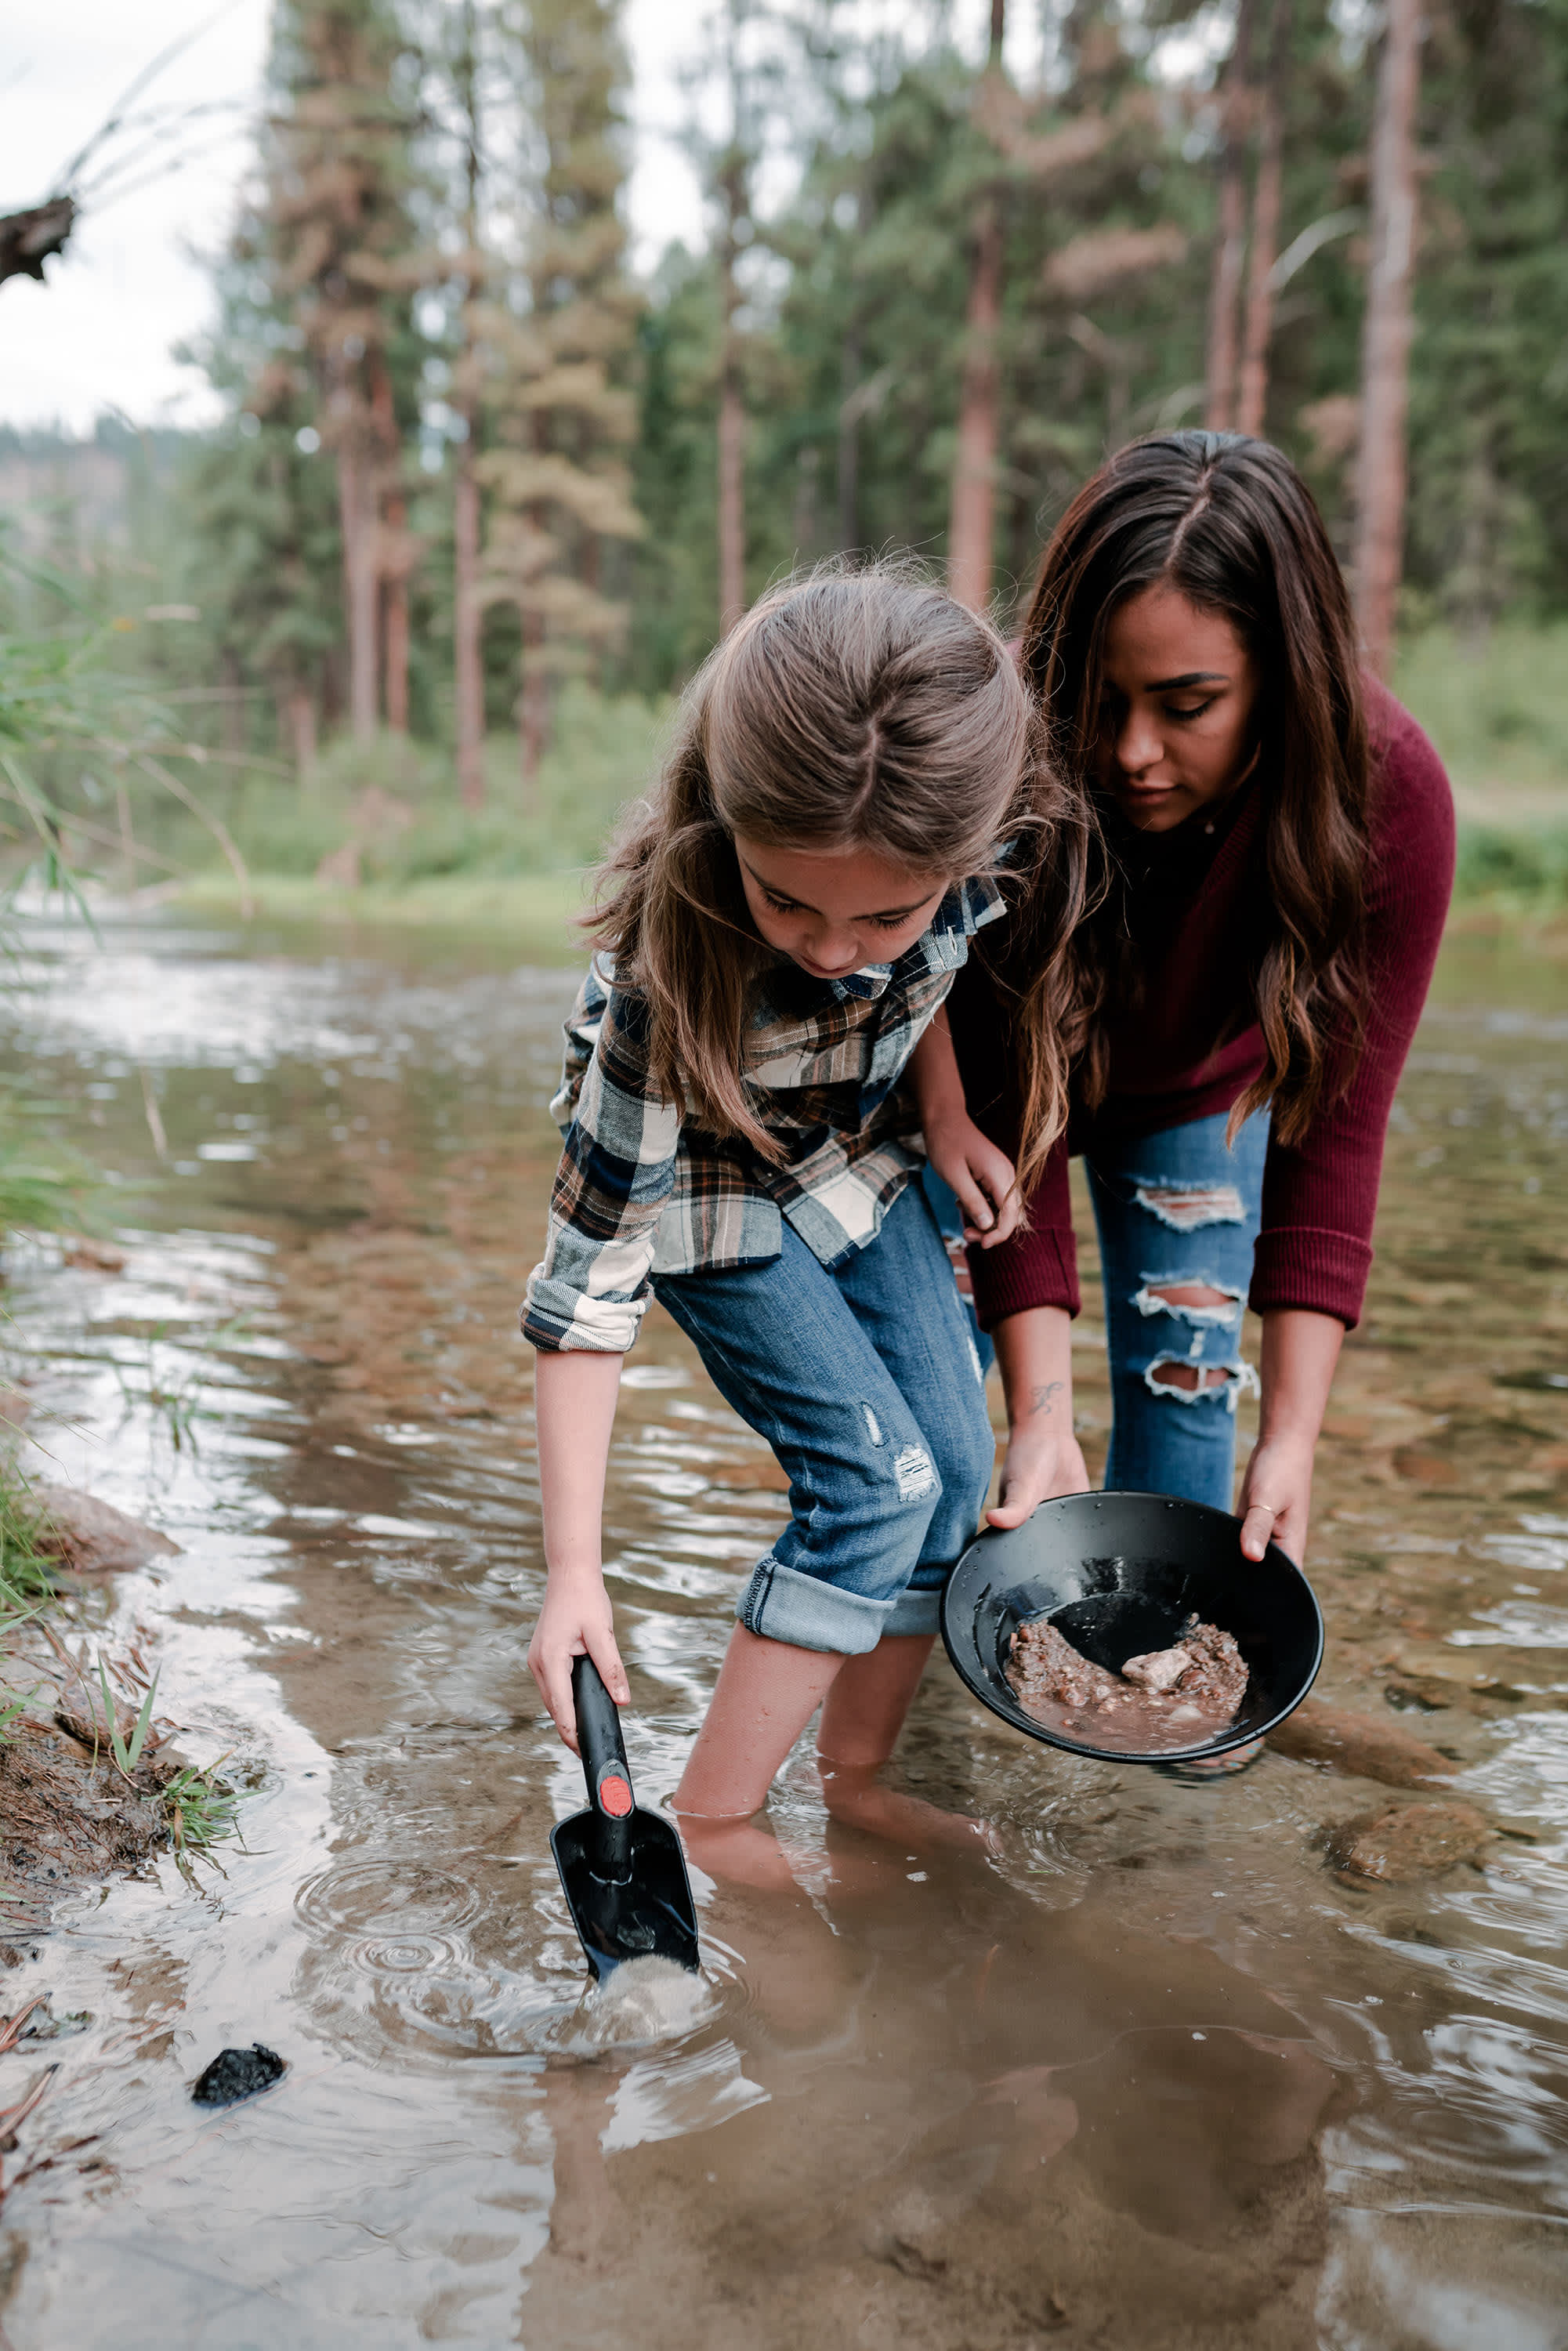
top-left (1029, 1382), bottom-right (1065, 1417)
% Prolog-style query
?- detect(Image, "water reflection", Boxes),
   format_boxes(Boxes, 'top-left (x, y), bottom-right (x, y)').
top-left (0, 911), bottom-right (1562, 2347)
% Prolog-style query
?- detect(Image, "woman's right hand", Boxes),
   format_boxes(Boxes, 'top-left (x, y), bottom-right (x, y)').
top-left (527, 1570), bottom-right (630, 1755)
top-left (987, 1419), bottom-right (1091, 1530)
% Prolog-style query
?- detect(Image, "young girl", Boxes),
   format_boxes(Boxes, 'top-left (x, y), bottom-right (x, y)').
top-left (918, 431), bottom-right (1454, 1599)
top-left (523, 568), bottom-right (1083, 1824)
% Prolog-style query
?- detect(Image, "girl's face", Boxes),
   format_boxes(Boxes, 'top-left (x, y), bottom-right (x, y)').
top-left (1095, 585), bottom-right (1261, 834)
top-left (733, 835), bottom-right (948, 980)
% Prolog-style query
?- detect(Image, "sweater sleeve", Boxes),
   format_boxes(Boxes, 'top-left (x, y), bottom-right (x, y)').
top-left (1249, 694), bottom-right (1456, 1329)
top-left (941, 958), bottom-right (1082, 1329)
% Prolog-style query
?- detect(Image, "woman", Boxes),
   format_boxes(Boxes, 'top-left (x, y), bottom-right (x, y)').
top-left (915, 429), bottom-right (1454, 1582)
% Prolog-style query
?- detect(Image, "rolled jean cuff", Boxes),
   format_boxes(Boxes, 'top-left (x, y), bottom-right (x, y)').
top-left (735, 1557), bottom-right (893, 1656)
top-left (882, 1575), bottom-right (947, 1638)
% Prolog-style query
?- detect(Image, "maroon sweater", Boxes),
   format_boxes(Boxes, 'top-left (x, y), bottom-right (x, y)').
top-left (951, 681), bottom-right (1456, 1331)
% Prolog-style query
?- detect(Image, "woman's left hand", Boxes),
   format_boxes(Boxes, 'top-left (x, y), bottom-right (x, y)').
top-left (1237, 1429), bottom-right (1315, 1563)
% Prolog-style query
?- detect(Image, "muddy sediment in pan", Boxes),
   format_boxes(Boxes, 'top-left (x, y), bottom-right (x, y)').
top-left (0, 916), bottom-right (1562, 2349)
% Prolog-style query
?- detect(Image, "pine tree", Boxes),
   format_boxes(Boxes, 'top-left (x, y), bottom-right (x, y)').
top-left (257, 0), bottom-right (425, 737)
top-left (477, 0), bottom-right (642, 790)
top-left (1353, 0), bottom-right (1423, 672)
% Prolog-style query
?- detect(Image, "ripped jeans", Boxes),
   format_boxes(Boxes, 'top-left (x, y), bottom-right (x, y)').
top-left (925, 1107), bottom-right (1267, 1514)
top-left (653, 1180), bottom-right (997, 1656)
top-left (1087, 1110), bottom-right (1268, 1509)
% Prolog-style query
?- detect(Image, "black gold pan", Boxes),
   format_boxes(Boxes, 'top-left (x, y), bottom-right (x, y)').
top-left (940, 1491), bottom-right (1324, 1766)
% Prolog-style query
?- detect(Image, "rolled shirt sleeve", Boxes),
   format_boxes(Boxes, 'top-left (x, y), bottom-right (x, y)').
top-left (522, 969), bottom-right (680, 1354)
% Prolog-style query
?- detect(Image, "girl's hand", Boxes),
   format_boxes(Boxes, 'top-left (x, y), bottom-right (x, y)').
top-left (527, 1570), bottom-right (630, 1755)
top-left (987, 1415), bottom-right (1091, 1530)
top-left (925, 1110), bottom-right (1021, 1248)
top-left (1237, 1432), bottom-right (1315, 1564)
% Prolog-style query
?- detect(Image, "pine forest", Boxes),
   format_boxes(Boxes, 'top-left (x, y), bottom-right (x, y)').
top-left (5, 0), bottom-right (1568, 911)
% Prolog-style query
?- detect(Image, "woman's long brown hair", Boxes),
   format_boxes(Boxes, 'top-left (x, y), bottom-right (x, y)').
top-left (1012, 430), bottom-right (1371, 1154)
top-left (591, 562), bottom-right (1094, 1166)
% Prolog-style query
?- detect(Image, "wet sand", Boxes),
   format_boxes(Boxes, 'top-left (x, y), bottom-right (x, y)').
top-left (0, 913), bottom-right (1563, 2347)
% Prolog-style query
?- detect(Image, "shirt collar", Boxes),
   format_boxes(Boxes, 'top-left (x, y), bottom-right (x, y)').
top-left (826, 872), bottom-right (1007, 1003)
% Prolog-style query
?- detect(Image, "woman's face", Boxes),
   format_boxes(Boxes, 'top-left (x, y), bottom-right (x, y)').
top-left (1094, 585), bottom-right (1261, 834)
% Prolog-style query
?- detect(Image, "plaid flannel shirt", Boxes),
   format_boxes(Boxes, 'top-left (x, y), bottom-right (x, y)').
top-left (522, 875), bottom-right (1006, 1353)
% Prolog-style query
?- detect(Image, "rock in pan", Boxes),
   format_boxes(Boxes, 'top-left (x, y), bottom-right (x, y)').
top-left (190, 2045), bottom-right (287, 2107)
top-left (34, 1486), bottom-right (179, 1574)
top-left (1327, 1800), bottom-right (1492, 1884)
top-left (1268, 1698), bottom-right (1455, 1790)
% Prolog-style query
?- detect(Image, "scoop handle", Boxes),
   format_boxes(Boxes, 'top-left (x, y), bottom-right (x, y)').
top-left (572, 1653), bottom-right (635, 1882)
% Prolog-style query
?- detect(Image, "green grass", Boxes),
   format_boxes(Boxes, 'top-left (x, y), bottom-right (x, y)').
top-left (0, 1086), bottom-right (92, 1239)
top-left (180, 680), bottom-right (670, 886)
top-left (139, 627), bottom-right (1568, 929)
top-left (175, 865), bottom-right (592, 959)
top-left (163, 1758), bottom-right (243, 1875)
top-left (0, 1460), bottom-right (58, 1617)
top-left (1395, 622), bottom-right (1568, 819)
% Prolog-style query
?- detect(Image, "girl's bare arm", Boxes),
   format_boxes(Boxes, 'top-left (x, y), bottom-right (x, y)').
top-left (908, 1009), bottom-right (1022, 1245)
top-left (527, 1349), bottom-right (632, 1751)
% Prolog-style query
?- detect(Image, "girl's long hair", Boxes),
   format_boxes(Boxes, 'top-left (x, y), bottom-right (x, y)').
top-left (1016, 430), bottom-right (1371, 1149)
top-left (591, 563), bottom-right (1093, 1166)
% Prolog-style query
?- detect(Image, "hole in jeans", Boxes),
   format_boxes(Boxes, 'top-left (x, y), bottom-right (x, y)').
top-left (893, 1444), bottom-right (938, 1502)
top-left (1132, 1277), bottom-right (1244, 1326)
top-left (1143, 1357), bottom-right (1260, 1413)
top-left (1132, 1183), bottom-right (1246, 1233)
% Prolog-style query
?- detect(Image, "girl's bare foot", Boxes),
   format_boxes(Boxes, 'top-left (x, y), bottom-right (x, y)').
top-left (817, 1761), bottom-right (1002, 1857)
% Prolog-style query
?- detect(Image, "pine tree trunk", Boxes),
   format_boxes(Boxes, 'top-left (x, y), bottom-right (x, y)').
top-left (715, 0), bottom-right (750, 639)
top-left (520, 612), bottom-right (549, 801)
top-left (286, 685), bottom-right (318, 777)
top-left (454, 1), bottom-right (485, 812)
top-left (947, 0), bottom-right (1008, 614)
top-left (454, 456), bottom-right (483, 808)
top-left (1353, 0), bottom-right (1422, 675)
top-left (336, 440), bottom-right (380, 741)
top-left (1204, 0), bottom-right (1257, 433)
top-left (383, 490), bottom-right (409, 734)
top-left (1237, 0), bottom-right (1291, 437)
top-left (717, 166), bottom-right (746, 636)
top-left (837, 323), bottom-right (860, 552)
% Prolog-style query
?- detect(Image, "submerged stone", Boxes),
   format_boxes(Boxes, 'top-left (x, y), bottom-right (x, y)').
top-left (190, 2044), bottom-right (287, 2107)
top-left (1327, 1800), bottom-right (1492, 1884)
top-left (1268, 1697), bottom-right (1456, 1788)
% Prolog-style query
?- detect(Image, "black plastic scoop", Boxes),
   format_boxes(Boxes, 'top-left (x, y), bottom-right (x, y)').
top-left (941, 1491), bottom-right (1324, 1766)
top-left (549, 1655), bottom-right (701, 1981)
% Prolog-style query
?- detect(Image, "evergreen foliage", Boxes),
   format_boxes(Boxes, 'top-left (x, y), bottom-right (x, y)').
top-left (9, 0), bottom-right (1568, 847)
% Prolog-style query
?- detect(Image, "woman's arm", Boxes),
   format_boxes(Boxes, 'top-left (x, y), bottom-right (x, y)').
top-left (987, 1306), bottom-right (1091, 1527)
top-left (909, 1009), bottom-right (1022, 1246)
top-left (527, 1349), bottom-right (632, 1751)
top-left (1236, 1308), bottom-right (1344, 1563)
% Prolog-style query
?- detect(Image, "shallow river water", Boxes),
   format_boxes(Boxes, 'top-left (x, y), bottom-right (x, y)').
top-left (0, 913), bottom-right (1566, 2350)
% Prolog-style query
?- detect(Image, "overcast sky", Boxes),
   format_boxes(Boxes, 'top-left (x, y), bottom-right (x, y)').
top-left (0, 0), bottom-right (1026, 437)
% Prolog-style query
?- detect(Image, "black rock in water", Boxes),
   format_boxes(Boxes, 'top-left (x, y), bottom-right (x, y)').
top-left (190, 2044), bottom-right (287, 2106)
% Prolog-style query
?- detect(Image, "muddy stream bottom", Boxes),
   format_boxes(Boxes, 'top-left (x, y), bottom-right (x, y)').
top-left (0, 913), bottom-right (1565, 2349)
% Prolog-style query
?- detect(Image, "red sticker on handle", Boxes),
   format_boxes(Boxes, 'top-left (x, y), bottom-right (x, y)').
top-left (598, 1773), bottom-right (633, 1817)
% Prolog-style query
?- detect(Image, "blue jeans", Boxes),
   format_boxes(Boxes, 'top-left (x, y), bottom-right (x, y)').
top-left (654, 1181), bottom-right (996, 1656)
top-left (925, 1108), bottom-right (1268, 1513)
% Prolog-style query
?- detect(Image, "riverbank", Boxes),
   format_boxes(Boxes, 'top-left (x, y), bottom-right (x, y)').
top-left (160, 839), bottom-right (1568, 962)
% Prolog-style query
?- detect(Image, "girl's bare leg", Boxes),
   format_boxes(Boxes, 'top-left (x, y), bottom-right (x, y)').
top-left (817, 1633), bottom-right (999, 1855)
top-left (817, 1632), bottom-right (935, 1766)
top-left (673, 1622), bottom-right (844, 1821)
